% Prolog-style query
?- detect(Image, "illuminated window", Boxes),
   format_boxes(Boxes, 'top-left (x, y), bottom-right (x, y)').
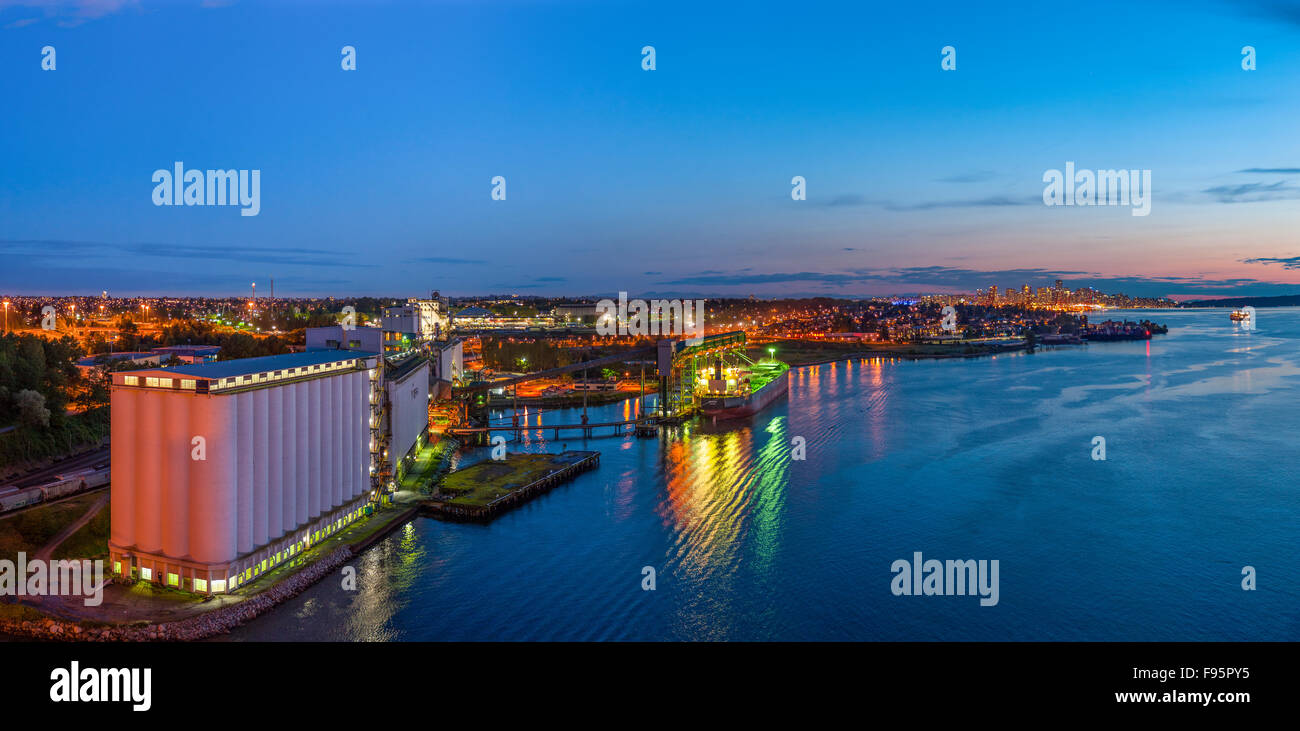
top-left (145, 377), bottom-right (160, 387)
top-left (260, 559), bottom-right (268, 571)
top-left (180, 379), bottom-right (196, 390)
top-left (212, 579), bottom-right (227, 593)
top-left (123, 376), bottom-right (139, 386)
top-left (194, 578), bottom-right (207, 593)
top-left (159, 378), bottom-right (173, 388)
top-left (113, 561), bottom-right (121, 575)
top-left (167, 572), bottom-right (179, 587)
top-left (139, 567), bottom-right (153, 581)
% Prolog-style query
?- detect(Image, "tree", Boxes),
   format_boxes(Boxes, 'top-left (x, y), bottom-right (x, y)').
top-left (15, 389), bottom-right (50, 428)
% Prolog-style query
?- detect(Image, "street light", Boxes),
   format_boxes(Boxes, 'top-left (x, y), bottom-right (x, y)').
top-left (767, 347), bottom-right (775, 361)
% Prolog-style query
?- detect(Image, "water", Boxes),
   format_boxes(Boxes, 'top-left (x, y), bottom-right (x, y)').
top-left (222, 309), bottom-right (1300, 641)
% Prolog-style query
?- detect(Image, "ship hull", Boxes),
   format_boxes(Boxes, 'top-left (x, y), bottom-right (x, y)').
top-left (699, 369), bottom-right (789, 420)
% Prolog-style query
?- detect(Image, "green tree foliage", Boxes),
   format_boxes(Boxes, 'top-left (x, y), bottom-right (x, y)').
top-left (152, 321), bottom-right (291, 359)
top-left (482, 339), bottom-right (576, 371)
top-left (14, 389), bottom-right (50, 427)
top-left (0, 333), bottom-right (103, 468)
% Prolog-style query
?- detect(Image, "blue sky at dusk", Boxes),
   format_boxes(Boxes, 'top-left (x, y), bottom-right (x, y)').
top-left (2, 0), bottom-right (1300, 299)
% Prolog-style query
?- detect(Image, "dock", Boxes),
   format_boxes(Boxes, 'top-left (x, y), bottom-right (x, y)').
top-left (421, 451), bottom-right (600, 522)
top-left (448, 420), bottom-right (643, 442)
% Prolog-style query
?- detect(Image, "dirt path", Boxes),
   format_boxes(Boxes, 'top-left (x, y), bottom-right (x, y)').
top-left (33, 491), bottom-right (109, 562)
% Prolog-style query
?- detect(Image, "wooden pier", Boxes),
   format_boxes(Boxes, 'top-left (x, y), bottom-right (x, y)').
top-left (421, 451), bottom-right (600, 522)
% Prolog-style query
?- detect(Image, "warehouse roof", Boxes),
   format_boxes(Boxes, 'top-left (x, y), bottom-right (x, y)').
top-left (144, 350), bottom-right (379, 380)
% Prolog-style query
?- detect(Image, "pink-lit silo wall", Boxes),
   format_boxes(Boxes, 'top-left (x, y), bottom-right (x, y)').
top-left (110, 370), bottom-right (370, 566)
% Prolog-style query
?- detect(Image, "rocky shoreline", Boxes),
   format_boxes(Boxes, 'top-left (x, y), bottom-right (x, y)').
top-left (0, 544), bottom-right (355, 642)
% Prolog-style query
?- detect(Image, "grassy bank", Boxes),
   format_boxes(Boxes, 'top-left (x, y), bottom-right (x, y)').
top-left (52, 499), bottom-right (110, 560)
top-left (398, 438), bottom-right (459, 495)
top-left (0, 491), bottom-right (108, 557)
top-left (0, 407), bottom-right (109, 471)
top-left (437, 453), bottom-right (574, 507)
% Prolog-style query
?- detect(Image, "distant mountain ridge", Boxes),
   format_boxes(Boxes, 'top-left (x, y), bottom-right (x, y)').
top-left (1180, 294), bottom-right (1300, 308)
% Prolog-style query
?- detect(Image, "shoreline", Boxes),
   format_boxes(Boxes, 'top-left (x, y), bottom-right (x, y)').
top-left (1, 333), bottom-right (1161, 641)
top-left (783, 342), bottom-right (1030, 367)
top-left (0, 505), bottom-right (421, 642)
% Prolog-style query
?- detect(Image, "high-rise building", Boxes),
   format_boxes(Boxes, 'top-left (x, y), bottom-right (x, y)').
top-left (108, 350), bottom-right (381, 595)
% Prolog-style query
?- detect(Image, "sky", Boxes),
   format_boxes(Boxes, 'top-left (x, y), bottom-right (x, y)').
top-left (2, 0), bottom-right (1300, 299)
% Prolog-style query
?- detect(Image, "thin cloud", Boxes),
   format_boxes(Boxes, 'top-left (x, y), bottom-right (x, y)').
top-left (884, 195), bottom-right (1038, 211)
top-left (1243, 256), bottom-right (1300, 270)
top-left (0, 0), bottom-right (141, 26)
top-left (657, 265), bottom-right (1288, 298)
top-left (1228, 0), bottom-right (1300, 28)
top-left (825, 194), bottom-right (868, 207)
top-left (1203, 180), bottom-right (1300, 203)
top-left (410, 256), bottom-right (488, 265)
top-left (936, 171), bottom-right (997, 184)
top-left (0, 238), bottom-right (370, 267)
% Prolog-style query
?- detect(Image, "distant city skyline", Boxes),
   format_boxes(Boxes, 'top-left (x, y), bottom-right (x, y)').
top-left (4, 0), bottom-right (1300, 299)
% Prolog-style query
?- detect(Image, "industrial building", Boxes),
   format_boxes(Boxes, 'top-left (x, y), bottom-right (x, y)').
top-left (107, 350), bottom-right (382, 595)
top-left (381, 351), bottom-right (431, 484)
top-left (551, 302), bottom-right (600, 323)
top-left (75, 351), bottom-right (161, 377)
top-left (430, 338), bottom-right (463, 385)
top-left (76, 345), bottom-right (221, 377)
top-left (150, 344), bottom-right (222, 364)
top-left (305, 325), bottom-right (431, 491)
top-left (383, 292), bottom-right (450, 341)
top-left (305, 324), bottom-right (384, 353)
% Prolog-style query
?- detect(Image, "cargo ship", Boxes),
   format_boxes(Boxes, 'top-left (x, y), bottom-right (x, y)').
top-left (697, 358), bottom-right (790, 420)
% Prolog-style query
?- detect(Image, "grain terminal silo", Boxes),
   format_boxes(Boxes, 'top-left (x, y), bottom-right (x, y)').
top-left (107, 350), bottom-right (381, 595)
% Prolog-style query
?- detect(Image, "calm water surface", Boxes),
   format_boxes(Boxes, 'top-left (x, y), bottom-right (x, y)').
top-left (221, 309), bottom-right (1300, 641)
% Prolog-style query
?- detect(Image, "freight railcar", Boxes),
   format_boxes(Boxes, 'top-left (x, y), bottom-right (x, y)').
top-left (0, 486), bottom-right (44, 512)
top-left (42, 468), bottom-right (110, 500)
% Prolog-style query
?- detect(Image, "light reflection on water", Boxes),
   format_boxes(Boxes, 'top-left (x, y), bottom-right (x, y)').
top-left (221, 309), bottom-right (1300, 641)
